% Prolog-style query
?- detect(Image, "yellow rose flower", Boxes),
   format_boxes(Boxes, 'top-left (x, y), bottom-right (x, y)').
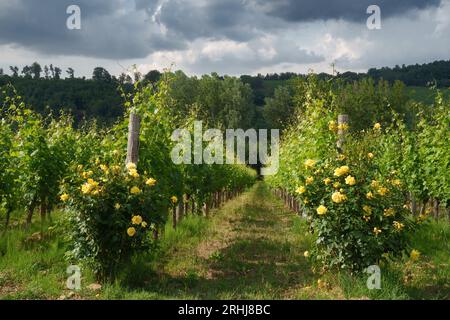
top-left (130, 186), bottom-right (141, 194)
top-left (60, 193), bottom-right (69, 202)
top-left (374, 123), bottom-right (381, 130)
top-left (303, 251), bottom-right (310, 258)
top-left (370, 180), bottom-right (380, 188)
top-left (377, 187), bottom-right (389, 196)
top-left (366, 192), bottom-right (374, 200)
top-left (323, 178), bottom-right (331, 185)
top-left (132, 215), bottom-right (143, 225)
top-left (345, 175), bottom-right (356, 186)
top-left (337, 123), bottom-right (349, 131)
top-left (296, 186), bottom-right (306, 194)
top-left (393, 221), bottom-right (405, 231)
top-left (392, 179), bottom-right (401, 187)
top-left (306, 176), bottom-right (314, 185)
top-left (128, 168), bottom-right (139, 178)
top-left (373, 227), bottom-right (382, 235)
top-left (304, 159), bottom-right (317, 168)
top-left (363, 205), bottom-right (372, 215)
top-left (82, 170), bottom-right (93, 179)
top-left (171, 196), bottom-right (178, 204)
top-left (334, 166), bottom-right (350, 177)
top-left (126, 162), bottom-right (137, 171)
top-left (333, 182), bottom-right (341, 189)
top-left (410, 249), bottom-right (421, 261)
top-left (111, 165), bottom-right (121, 174)
top-left (141, 221), bottom-right (148, 228)
top-left (145, 178), bottom-right (157, 186)
top-left (384, 208), bottom-right (395, 217)
top-left (114, 203), bottom-right (121, 210)
top-left (316, 205), bottom-right (328, 215)
top-left (81, 182), bottom-right (93, 194)
top-left (367, 153), bottom-right (374, 159)
top-left (328, 121), bottom-right (337, 131)
top-left (332, 191), bottom-right (347, 204)
top-left (127, 227), bottom-right (136, 237)
top-left (87, 179), bottom-right (99, 187)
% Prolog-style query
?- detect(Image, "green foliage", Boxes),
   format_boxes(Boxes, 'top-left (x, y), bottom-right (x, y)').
top-left (334, 79), bottom-right (409, 131)
top-left (263, 85), bottom-right (294, 130)
top-left (266, 76), bottom-right (435, 272)
top-left (63, 162), bottom-right (164, 280)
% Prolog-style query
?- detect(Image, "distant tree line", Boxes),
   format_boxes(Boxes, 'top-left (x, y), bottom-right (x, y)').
top-left (0, 59), bottom-right (448, 128)
top-left (0, 63), bottom-right (163, 125)
top-left (240, 60), bottom-right (450, 106)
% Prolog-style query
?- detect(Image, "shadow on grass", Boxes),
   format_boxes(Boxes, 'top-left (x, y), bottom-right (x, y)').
top-left (117, 183), bottom-right (315, 299)
top-left (119, 237), bottom-right (313, 299)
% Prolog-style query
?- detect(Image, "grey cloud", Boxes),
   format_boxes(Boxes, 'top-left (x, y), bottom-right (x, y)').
top-left (0, 0), bottom-right (446, 71)
top-left (256, 0), bottom-right (441, 23)
top-left (0, 0), bottom-right (182, 59)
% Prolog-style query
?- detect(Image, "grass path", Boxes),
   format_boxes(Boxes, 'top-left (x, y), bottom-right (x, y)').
top-left (131, 182), bottom-right (316, 299)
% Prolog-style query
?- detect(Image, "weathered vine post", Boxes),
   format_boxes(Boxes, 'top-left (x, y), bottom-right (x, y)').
top-left (177, 201), bottom-right (184, 222)
top-left (127, 112), bottom-right (155, 237)
top-left (126, 113), bottom-right (141, 165)
top-left (337, 114), bottom-right (349, 152)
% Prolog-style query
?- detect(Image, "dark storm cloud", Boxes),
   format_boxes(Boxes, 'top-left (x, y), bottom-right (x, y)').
top-left (0, 0), bottom-right (178, 59)
top-left (256, 0), bottom-right (441, 22)
top-left (0, 0), bottom-right (443, 60)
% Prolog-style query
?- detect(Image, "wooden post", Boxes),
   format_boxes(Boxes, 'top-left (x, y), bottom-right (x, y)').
top-left (410, 192), bottom-right (417, 215)
top-left (337, 114), bottom-right (349, 152)
top-left (172, 207), bottom-right (177, 229)
top-left (433, 199), bottom-right (440, 220)
top-left (203, 202), bottom-right (210, 217)
top-left (126, 113), bottom-right (141, 165)
top-left (177, 202), bottom-right (184, 222)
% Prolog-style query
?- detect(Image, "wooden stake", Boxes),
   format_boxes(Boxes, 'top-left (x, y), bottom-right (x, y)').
top-left (126, 113), bottom-right (141, 165)
top-left (337, 114), bottom-right (349, 152)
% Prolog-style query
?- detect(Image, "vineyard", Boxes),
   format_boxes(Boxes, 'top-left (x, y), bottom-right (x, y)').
top-left (0, 74), bottom-right (449, 300)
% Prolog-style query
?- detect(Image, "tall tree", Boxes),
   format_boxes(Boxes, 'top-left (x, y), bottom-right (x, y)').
top-left (66, 68), bottom-right (75, 79)
top-left (30, 62), bottom-right (42, 79)
top-left (54, 67), bottom-right (62, 80)
top-left (118, 72), bottom-right (132, 85)
top-left (9, 66), bottom-right (19, 77)
top-left (93, 67), bottom-right (112, 82)
top-left (263, 85), bottom-right (294, 130)
top-left (44, 65), bottom-right (50, 79)
top-left (21, 65), bottom-right (32, 78)
top-left (144, 70), bottom-right (162, 83)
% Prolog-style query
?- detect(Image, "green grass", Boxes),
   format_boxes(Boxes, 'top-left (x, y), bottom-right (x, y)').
top-left (1, 183), bottom-right (449, 300)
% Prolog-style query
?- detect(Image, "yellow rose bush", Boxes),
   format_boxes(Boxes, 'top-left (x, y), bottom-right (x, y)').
top-left (266, 76), bottom-right (420, 272)
top-left (62, 160), bottom-right (166, 280)
top-left (294, 152), bottom-right (417, 271)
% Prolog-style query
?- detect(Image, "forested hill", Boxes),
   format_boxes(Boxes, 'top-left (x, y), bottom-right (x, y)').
top-left (0, 59), bottom-right (449, 125)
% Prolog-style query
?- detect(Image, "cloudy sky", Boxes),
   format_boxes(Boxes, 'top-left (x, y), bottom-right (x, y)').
top-left (0, 0), bottom-right (449, 78)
